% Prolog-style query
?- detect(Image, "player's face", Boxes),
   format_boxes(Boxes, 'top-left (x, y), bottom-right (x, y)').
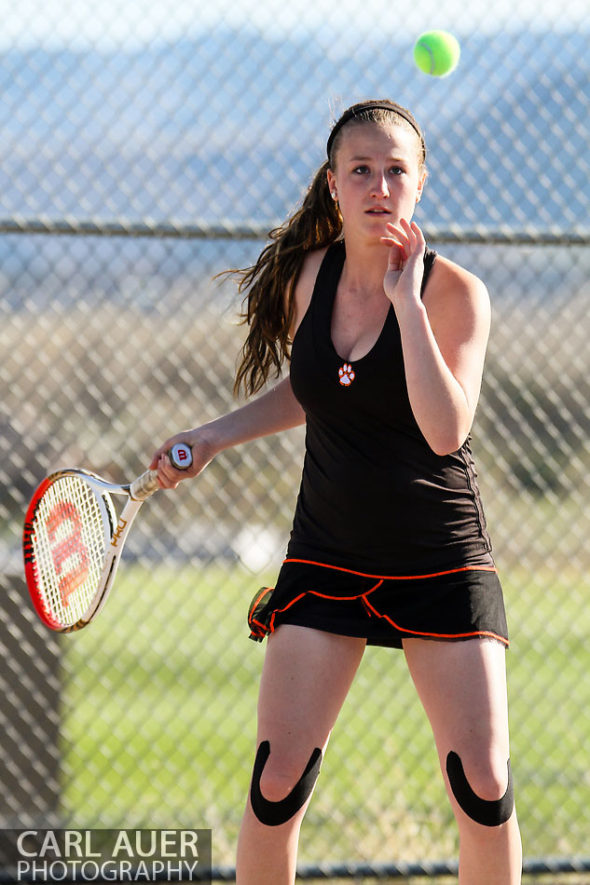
top-left (327, 122), bottom-right (426, 243)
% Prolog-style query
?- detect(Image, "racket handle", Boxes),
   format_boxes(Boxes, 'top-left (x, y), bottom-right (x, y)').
top-left (129, 469), bottom-right (160, 501)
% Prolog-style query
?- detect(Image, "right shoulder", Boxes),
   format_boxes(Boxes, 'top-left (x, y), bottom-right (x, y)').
top-left (289, 246), bottom-right (329, 338)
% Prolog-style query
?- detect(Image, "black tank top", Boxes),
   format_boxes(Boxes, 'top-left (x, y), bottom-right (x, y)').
top-left (287, 240), bottom-right (493, 574)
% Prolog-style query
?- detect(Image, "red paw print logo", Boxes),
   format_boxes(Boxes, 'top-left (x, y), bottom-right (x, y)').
top-left (338, 363), bottom-right (355, 386)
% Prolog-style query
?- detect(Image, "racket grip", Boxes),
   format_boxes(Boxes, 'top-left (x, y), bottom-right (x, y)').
top-left (129, 469), bottom-right (160, 501)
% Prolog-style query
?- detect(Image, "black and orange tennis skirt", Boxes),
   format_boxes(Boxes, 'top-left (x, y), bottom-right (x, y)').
top-left (248, 557), bottom-right (509, 649)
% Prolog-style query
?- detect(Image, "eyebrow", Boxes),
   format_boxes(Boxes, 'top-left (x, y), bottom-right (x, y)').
top-left (348, 155), bottom-right (409, 163)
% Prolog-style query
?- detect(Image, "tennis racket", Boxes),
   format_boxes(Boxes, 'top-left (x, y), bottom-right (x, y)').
top-left (22, 443), bottom-right (193, 633)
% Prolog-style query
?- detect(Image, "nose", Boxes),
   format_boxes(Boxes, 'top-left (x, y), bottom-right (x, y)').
top-left (370, 172), bottom-right (390, 198)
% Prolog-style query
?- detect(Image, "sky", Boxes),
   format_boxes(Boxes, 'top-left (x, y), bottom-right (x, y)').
top-left (0, 0), bottom-right (587, 50)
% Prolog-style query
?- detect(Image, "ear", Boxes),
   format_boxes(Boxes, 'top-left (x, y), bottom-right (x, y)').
top-left (416, 169), bottom-right (427, 202)
top-left (326, 168), bottom-right (337, 201)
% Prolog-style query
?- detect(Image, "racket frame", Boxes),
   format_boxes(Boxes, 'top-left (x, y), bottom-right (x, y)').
top-left (23, 467), bottom-right (160, 633)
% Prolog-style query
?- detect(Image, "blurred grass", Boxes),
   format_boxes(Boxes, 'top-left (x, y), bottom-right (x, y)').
top-left (60, 560), bottom-right (590, 869)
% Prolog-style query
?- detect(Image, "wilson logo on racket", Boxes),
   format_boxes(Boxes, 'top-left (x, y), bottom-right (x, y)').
top-left (46, 501), bottom-right (90, 607)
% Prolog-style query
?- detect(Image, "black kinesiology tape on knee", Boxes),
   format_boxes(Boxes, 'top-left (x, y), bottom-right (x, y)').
top-left (250, 740), bottom-right (323, 826)
top-left (446, 751), bottom-right (514, 827)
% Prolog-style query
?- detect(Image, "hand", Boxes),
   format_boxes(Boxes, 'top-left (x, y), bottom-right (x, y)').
top-left (380, 219), bottom-right (426, 310)
top-left (149, 428), bottom-right (216, 489)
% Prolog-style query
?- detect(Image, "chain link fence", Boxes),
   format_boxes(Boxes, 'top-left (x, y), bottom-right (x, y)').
top-left (1, 0), bottom-right (589, 879)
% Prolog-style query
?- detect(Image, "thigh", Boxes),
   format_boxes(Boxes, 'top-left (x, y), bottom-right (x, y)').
top-left (256, 625), bottom-right (366, 755)
top-left (403, 637), bottom-right (511, 762)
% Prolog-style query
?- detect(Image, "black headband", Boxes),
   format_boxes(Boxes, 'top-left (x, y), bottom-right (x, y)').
top-left (326, 102), bottom-right (425, 162)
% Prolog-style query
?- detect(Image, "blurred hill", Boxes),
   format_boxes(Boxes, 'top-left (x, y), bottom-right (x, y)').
top-left (0, 27), bottom-right (587, 229)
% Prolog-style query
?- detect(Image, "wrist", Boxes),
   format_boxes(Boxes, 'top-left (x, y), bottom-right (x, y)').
top-left (393, 296), bottom-right (427, 324)
top-left (196, 422), bottom-right (227, 460)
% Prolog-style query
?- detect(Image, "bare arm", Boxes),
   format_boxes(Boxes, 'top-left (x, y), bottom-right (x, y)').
top-left (151, 375), bottom-right (305, 488)
top-left (382, 220), bottom-right (490, 455)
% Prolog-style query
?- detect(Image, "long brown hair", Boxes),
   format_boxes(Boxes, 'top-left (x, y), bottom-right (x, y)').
top-left (230, 100), bottom-right (425, 397)
top-left (229, 162), bottom-right (341, 397)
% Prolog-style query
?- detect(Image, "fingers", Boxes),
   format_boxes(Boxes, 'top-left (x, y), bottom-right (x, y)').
top-left (156, 452), bottom-right (183, 489)
top-left (157, 449), bottom-right (200, 488)
top-left (149, 439), bottom-right (175, 471)
top-left (381, 221), bottom-right (426, 304)
top-left (379, 238), bottom-right (406, 270)
top-left (381, 219), bottom-right (424, 256)
top-left (149, 448), bottom-right (164, 471)
top-left (149, 434), bottom-right (197, 489)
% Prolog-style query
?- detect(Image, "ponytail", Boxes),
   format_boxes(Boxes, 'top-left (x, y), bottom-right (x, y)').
top-left (229, 161), bottom-right (342, 397)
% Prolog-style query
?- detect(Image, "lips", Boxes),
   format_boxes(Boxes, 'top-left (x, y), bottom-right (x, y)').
top-left (366, 206), bottom-right (391, 215)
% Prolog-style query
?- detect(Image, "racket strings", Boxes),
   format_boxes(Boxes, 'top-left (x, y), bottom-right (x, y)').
top-left (29, 476), bottom-right (111, 626)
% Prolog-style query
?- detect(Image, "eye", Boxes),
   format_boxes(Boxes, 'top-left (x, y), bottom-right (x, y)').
top-left (352, 165), bottom-right (370, 175)
top-left (390, 166), bottom-right (404, 175)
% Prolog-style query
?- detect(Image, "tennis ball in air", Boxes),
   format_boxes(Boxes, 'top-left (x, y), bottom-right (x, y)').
top-left (413, 30), bottom-right (461, 77)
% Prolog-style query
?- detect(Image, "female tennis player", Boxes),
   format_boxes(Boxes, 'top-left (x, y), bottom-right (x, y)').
top-left (151, 99), bottom-right (522, 884)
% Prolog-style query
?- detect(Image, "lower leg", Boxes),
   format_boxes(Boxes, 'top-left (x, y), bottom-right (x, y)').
top-left (237, 740), bottom-right (322, 884)
top-left (446, 747), bottom-right (521, 881)
top-left (236, 803), bottom-right (304, 885)
top-left (404, 637), bottom-right (522, 884)
top-left (458, 813), bottom-right (522, 885)
top-left (236, 626), bottom-right (365, 885)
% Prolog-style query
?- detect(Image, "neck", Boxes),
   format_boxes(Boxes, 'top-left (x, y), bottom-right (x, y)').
top-left (340, 239), bottom-right (390, 296)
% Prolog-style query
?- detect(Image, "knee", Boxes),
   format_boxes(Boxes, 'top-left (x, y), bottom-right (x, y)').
top-left (460, 752), bottom-right (511, 800)
top-left (250, 740), bottom-right (323, 826)
top-left (258, 753), bottom-right (308, 802)
top-left (446, 750), bottom-right (514, 827)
